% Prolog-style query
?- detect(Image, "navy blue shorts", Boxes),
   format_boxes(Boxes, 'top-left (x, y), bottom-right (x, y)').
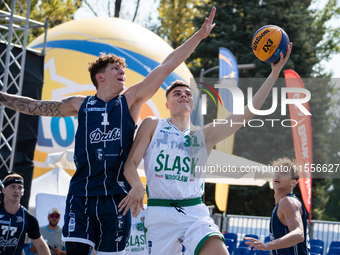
top-left (62, 194), bottom-right (131, 254)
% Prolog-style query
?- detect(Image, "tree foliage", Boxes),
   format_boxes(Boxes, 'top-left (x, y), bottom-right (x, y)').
top-left (82, 0), bottom-right (122, 17)
top-left (77, 0), bottom-right (143, 22)
top-left (323, 89), bottom-right (340, 221)
top-left (29, 0), bottom-right (81, 42)
top-left (156, 0), bottom-right (209, 49)
top-left (0, 0), bottom-right (81, 43)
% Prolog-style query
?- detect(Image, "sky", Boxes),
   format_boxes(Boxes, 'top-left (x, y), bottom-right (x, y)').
top-left (74, 0), bottom-right (160, 28)
top-left (74, 0), bottom-right (340, 78)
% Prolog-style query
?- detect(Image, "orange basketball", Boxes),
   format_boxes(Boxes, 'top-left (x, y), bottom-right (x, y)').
top-left (252, 25), bottom-right (290, 63)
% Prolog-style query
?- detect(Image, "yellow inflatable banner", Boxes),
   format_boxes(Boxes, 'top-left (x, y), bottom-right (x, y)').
top-left (28, 17), bottom-right (198, 178)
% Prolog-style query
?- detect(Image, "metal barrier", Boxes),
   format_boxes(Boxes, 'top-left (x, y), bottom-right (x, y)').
top-left (221, 214), bottom-right (340, 255)
top-left (223, 214), bottom-right (270, 246)
top-left (311, 219), bottom-right (340, 254)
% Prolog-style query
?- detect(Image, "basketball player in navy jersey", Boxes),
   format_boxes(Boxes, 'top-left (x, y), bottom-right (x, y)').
top-left (244, 158), bottom-right (310, 255)
top-left (0, 7), bottom-right (216, 255)
top-left (0, 174), bottom-right (50, 255)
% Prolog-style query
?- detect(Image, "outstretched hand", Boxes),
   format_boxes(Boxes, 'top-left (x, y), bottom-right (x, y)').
top-left (272, 42), bottom-right (293, 72)
top-left (244, 237), bottom-right (270, 251)
top-left (199, 6), bottom-right (216, 39)
top-left (118, 185), bottom-right (145, 218)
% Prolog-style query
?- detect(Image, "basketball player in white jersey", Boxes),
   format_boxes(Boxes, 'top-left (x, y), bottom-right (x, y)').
top-left (119, 44), bottom-right (293, 255)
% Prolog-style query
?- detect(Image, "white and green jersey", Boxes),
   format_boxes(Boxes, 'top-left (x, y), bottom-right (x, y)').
top-left (143, 118), bottom-right (208, 200)
top-left (125, 206), bottom-right (147, 255)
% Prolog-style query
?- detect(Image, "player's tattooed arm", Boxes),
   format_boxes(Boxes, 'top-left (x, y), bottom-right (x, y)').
top-left (0, 92), bottom-right (84, 117)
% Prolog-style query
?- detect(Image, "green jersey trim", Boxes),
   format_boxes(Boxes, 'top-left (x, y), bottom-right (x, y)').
top-left (165, 118), bottom-right (190, 133)
top-left (166, 118), bottom-right (180, 132)
top-left (194, 232), bottom-right (225, 255)
top-left (147, 197), bottom-right (202, 207)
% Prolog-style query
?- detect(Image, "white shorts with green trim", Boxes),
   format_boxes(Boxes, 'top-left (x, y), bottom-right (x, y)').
top-left (144, 201), bottom-right (224, 255)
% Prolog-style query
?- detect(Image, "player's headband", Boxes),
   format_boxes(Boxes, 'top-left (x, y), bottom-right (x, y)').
top-left (3, 178), bottom-right (24, 187)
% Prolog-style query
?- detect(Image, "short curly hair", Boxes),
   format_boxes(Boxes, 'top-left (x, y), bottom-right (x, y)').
top-left (88, 53), bottom-right (126, 88)
top-left (271, 157), bottom-right (300, 180)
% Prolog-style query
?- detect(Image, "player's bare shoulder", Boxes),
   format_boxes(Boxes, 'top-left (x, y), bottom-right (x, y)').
top-left (133, 116), bottom-right (159, 147)
top-left (201, 122), bottom-right (214, 135)
top-left (52, 95), bottom-right (86, 117)
top-left (139, 116), bottom-right (159, 133)
top-left (278, 196), bottom-right (302, 214)
top-left (37, 95), bottom-right (86, 117)
top-left (65, 95), bottom-right (87, 112)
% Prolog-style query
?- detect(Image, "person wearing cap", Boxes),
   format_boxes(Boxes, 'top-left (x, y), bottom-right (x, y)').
top-left (0, 173), bottom-right (50, 255)
top-left (30, 208), bottom-right (66, 255)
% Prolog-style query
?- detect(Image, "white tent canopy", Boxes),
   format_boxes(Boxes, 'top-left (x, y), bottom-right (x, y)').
top-left (44, 149), bottom-right (76, 170)
top-left (29, 166), bottom-right (72, 227)
top-left (29, 167), bottom-right (71, 209)
top-left (35, 193), bottom-right (68, 228)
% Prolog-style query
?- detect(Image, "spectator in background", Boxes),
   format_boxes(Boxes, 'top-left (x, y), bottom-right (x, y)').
top-left (0, 173), bottom-right (50, 255)
top-left (30, 208), bottom-right (65, 255)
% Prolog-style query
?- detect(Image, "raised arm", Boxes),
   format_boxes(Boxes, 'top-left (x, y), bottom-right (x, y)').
top-left (31, 236), bottom-right (51, 255)
top-left (244, 196), bottom-right (304, 251)
top-left (204, 43), bottom-right (293, 154)
top-left (118, 117), bottom-right (158, 217)
top-left (0, 91), bottom-right (85, 117)
top-left (125, 7), bottom-right (216, 115)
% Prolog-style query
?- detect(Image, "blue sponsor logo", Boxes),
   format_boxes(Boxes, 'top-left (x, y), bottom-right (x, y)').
top-left (148, 241), bottom-right (152, 254)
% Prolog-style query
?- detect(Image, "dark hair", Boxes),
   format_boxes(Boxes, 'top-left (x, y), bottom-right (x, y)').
top-left (165, 80), bottom-right (190, 99)
top-left (88, 53), bottom-right (126, 88)
top-left (271, 157), bottom-right (300, 180)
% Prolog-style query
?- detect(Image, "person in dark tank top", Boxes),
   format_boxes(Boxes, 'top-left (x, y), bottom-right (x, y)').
top-left (244, 158), bottom-right (310, 255)
top-left (0, 174), bottom-right (50, 255)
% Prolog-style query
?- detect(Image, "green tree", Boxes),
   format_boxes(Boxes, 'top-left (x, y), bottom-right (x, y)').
top-left (79, 0), bottom-right (142, 21)
top-left (323, 90), bottom-right (340, 221)
top-left (29, 0), bottom-right (82, 42)
top-left (184, 0), bottom-right (339, 219)
top-left (0, 0), bottom-right (81, 43)
top-left (156, 0), bottom-right (208, 49)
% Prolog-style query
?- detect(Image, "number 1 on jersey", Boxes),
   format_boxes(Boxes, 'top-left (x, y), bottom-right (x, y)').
top-left (101, 113), bottom-right (109, 126)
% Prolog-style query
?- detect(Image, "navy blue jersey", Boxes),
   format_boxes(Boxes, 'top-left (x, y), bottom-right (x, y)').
top-left (69, 94), bottom-right (135, 197)
top-left (0, 205), bottom-right (40, 255)
top-left (270, 194), bottom-right (310, 255)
